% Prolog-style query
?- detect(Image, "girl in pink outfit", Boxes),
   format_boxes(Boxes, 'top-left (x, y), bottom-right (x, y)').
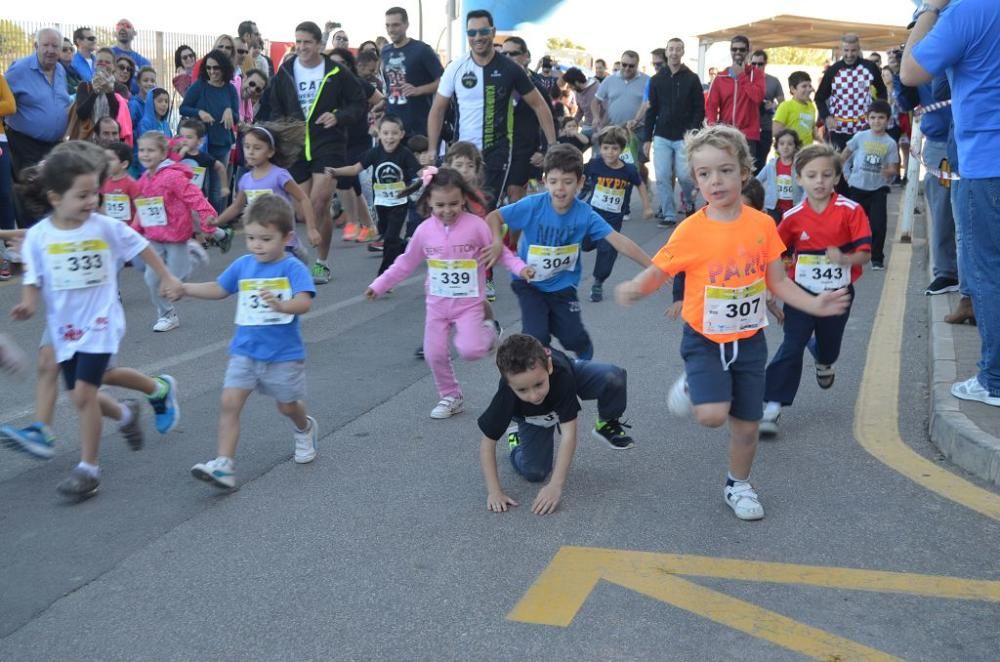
top-left (366, 168), bottom-right (535, 419)
top-left (134, 132), bottom-right (219, 332)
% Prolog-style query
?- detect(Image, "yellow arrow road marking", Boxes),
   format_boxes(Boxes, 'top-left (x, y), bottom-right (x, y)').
top-left (509, 546), bottom-right (1000, 659)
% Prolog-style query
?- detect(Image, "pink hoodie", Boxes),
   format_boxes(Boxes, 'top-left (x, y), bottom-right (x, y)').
top-left (370, 212), bottom-right (527, 306)
top-left (132, 160), bottom-right (216, 243)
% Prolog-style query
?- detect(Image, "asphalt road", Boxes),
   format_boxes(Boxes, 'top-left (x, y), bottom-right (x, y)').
top-left (0, 194), bottom-right (997, 661)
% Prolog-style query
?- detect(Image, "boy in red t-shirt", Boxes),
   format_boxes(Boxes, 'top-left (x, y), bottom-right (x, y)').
top-left (100, 142), bottom-right (140, 223)
top-left (760, 143), bottom-right (871, 435)
top-left (615, 125), bottom-right (850, 521)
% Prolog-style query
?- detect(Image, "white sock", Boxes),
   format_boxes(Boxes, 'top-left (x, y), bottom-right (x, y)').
top-left (763, 401), bottom-right (781, 416)
top-left (117, 402), bottom-right (133, 428)
top-left (77, 461), bottom-right (100, 477)
top-left (727, 472), bottom-right (748, 484)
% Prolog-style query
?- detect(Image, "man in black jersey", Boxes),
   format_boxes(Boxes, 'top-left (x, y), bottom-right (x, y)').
top-left (501, 36), bottom-right (555, 205)
top-left (425, 9), bottom-right (556, 209)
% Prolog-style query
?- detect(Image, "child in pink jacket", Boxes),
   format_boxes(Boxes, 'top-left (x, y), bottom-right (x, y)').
top-left (366, 168), bottom-right (535, 419)
top-left (134, 131), bottom-right (219, 332)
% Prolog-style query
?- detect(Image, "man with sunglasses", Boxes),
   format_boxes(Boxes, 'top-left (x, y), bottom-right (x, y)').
top-left (815, 33), bottom-right (886, 151)
top-left (110, 19), bottom-right (150, 95)
top-left (593, 50), bottom-right (648, 134)
top-left (705, 35), bottom-right (766, 156)
top-left (382, 6), bottom-right (443, 137)
top-left (501, 37), bottom-right (554, 205)
top-left (71, 27), bottom-right (97, 82)
top-left (426, 10), bottom-right (555, 209)
top-left (750, 49), bottom-right (784, 173)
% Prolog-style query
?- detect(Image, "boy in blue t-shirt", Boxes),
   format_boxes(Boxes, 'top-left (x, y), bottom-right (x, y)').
top-left (581, 126), bottom-right (653, 302)
top-left (166, 196), bottom-right (318, 489)
top-left (485, 143), bottom-right (652, 359)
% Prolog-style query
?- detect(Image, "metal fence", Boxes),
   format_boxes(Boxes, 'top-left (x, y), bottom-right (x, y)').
top-left (1, 18), bottom-right (221, 94)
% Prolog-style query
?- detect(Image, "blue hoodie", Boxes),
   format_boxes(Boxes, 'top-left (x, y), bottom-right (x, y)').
top-left (130, 89), bottom-right (172, 177)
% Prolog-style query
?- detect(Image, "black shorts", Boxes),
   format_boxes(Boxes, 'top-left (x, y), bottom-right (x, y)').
top-left (289, 146), bottom-right (348, 184)
top-left (507, 150), bottom-right (542, 188)
top-left (336, 143), bottom-right (368, 194)
top-left (482, 148), bottom-right (512, 211)
top-left (60, 352), bottom-right (112, 391)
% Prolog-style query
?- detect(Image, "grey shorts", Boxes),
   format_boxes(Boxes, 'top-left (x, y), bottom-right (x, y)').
top-left (223, 355), bottom-right (306, 403)
top-left (680, 325), bottom-right (767, 422)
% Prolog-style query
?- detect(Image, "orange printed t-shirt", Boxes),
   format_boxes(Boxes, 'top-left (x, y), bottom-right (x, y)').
top-left (652, 206), bottom-right (786, 343)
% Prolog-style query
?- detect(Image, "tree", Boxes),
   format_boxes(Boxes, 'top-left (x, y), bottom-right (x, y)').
top-left (0, 20), bottom-right (34, 71)
top-left (764, 46), bottom-right (829, 66)
top-left (546, 37), bottom-right (586, 51)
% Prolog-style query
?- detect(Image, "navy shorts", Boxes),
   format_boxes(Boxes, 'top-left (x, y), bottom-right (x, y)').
top-left (60, 352), bottom-right (112, 391)
top-left (680, 325), bottom-right (767, 422)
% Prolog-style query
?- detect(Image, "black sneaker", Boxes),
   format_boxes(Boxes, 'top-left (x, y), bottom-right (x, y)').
top-left (591, 418), bottom-right (635, 449)
top-left (590, 282), bottom-right (603, 302)
top-left (57, 467), bottom-right (100, 499)
top-left (414, 346), bottom-right (424, 360)
top-left (657, 218), bottom-right (677, 228)
top-left (871, 261), bottom-right (885, 271)
top-left (925, 276), bottom-right (960, 296)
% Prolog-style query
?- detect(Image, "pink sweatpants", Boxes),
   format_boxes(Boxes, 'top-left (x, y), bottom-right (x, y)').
top-left (423, 302), bottom-right (495, 399)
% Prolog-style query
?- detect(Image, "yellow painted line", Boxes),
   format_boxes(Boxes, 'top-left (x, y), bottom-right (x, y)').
top-left (611, 570), bottom-right (899, 661)
top-left (509, 546), bottom-right (1000, 658)
top-left (854, 231), bottom-right (1000, 520)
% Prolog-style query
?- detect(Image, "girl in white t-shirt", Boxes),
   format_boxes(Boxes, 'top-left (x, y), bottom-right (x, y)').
top-left (11, 141), bottom-right (183, 500)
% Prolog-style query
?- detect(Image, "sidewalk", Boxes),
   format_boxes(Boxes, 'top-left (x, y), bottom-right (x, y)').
top-left (923, 195), bottom-right (1000, 487)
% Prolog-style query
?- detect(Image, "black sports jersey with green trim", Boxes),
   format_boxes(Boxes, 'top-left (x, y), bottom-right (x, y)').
top-left (438, 53), bottom-right (535, 154)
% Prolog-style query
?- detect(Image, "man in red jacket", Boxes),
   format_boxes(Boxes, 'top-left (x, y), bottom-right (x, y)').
top-left (705, 35), bottom-right (766, 157)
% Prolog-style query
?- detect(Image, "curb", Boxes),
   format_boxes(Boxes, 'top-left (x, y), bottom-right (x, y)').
top-left (926, 274), bottom-right (1000, 488)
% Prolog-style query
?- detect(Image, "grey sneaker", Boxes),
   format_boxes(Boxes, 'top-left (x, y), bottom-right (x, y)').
top-left (57, 467), bottom-right (100, 499)
top-left (119, 399), bottom-right (144, 450)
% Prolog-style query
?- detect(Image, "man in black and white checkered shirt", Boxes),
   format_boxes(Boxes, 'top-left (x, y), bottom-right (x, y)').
top-left (815, 33), bottom-right (888, 151)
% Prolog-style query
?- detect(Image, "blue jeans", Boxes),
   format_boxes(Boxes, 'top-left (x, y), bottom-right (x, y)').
top-left (958, 177), bottom-right (1000, 395)
top-left (763, 285), bottom-right (854, 406)
top-left (0, 143), bottom-right (16, 230)
top-left (652, 137), bottom-right (693, 221)
top-left (951, 177), bottom-right (970, 297)
top-left (510, 360), bottom-right (627, 481)
top-left (592, 215), bottom-right (623, 283)
top-left (923, 140), bottom-right (957, 280)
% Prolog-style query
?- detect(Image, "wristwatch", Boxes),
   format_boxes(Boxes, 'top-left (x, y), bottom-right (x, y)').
top-left (914, 3), bottom-right (941, 20)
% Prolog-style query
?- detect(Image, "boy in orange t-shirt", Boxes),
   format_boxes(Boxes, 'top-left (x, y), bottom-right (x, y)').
top-left (616, 125), bottom-right (850, 521)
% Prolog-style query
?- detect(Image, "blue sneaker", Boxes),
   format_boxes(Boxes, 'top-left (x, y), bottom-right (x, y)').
top-left (0, 422), bottom-right (56, 459)
top-left (149, 375), bottom-right (179, 434)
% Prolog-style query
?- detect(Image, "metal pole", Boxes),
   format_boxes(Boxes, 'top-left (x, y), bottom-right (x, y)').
top-left (418, 0), bottom-right (423, 41)
top-left (899, 115), bottom-right (923, 244)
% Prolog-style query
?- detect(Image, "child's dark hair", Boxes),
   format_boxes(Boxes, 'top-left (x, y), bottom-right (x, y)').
top-left (151, 88), bottom-right (169, 115)
top-left (241, 120), bottom-right (305, 169)
top-left (407, 134), bottom-right (429, 154)
top-left (788, 71), bottom-right (811, 89)
top-left (867, 99), bottom-right (893, 118)
top-left (244, 195), bottom-right (295, 235)
top-left (415, 167), bottom-right (485, 218)
top-left (179, 117), bottom-right (207, 138)
top-left (741, 178), bottom-right (765, 211)
top-left (773, 128), bottom-right (802, 151)
top-left (595, 125), bottom-right (628, 149)
top-left (16, 141), bottom-right (108, 219)
top-left (543, 143), bottom-right (584, 178)
top-left (560, 116), bottom-right (579, 129)
top-left (496, 334), bottom-right (549, 378)
top-left (378, 114), bottom-right (405, 131)
top-left (106, 141), bottom-right (132, 166)
top-left (444, 141), bottom-right (483, 172)
top-left (794, 143), bottom-right (843, 177)
top-left (357, 50), bottom-right (379, 68)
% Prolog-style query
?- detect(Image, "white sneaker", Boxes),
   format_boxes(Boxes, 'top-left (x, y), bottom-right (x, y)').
top-left (294, 416), bottom-right (318, 463)
top-left (951, 376), bottom-right (1000, 407)
top-left (152, 312), bottom-right (179, 333)
top-left (759, 403), bottom-right (781, 436)
top-left (191, 456), bottom-right (235, 489)
top-left (667, 374), bottom-right (692, 417)
top-left (724, 481), bottom-right (764, 520)
top-left (187, 239), bottom-right (210, 268)
top-left (430, 395), bottom-right (464, 419)
top-left (484, 319), bottom-right (502, 352)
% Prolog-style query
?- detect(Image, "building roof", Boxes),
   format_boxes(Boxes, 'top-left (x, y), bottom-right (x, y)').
top-left (696, 14), bottom-right (909, 51)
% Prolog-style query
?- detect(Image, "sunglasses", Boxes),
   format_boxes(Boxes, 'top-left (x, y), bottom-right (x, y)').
top-left (620, 63), bottom-right (637, 69)
top-left (246, 81), bottom-right (260, 89)
top-left (117, 64), bottom-right (133, 72)
top-left (83, 35), bottom-right (96, 42)
top-left (466, 27), bottom-right (493, 37)
top-left (503, 50), bottom-right (523, 57)
top-left (334, 36), bottom-right (349, 42)
top-left (751, 61), bottom-right (765, 67)
top-left (237, 49), bottom-right (248, 55)
top-left (182, 52), bottom-right (195, 60)
top-left (62, 48), bottom-right (74, 53)
top-left (731, 46), bottom-right (748, 53)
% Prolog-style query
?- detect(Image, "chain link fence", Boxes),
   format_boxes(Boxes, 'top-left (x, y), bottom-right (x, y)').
top-left (1, 18), bottom-right (221, 93)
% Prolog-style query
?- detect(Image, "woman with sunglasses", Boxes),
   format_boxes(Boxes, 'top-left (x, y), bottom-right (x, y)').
top-left (180, 49), bottom-right (240, 212)
top-left (61, 39), bottom-right (82, 95)
top-left (114, 55), bottom-right (137, 99)
top-left (173, 45), bottom-right (197, 96)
